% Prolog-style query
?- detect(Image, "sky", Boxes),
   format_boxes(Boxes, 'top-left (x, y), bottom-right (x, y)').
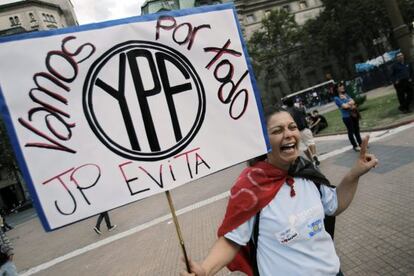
top-left (0, 0), bottom-right (147, 25)
top-left (71, 0), bottom-right (147, 25)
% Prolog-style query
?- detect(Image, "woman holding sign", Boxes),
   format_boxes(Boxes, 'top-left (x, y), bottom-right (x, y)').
top-left (181, 107), bottom-right (378, 276)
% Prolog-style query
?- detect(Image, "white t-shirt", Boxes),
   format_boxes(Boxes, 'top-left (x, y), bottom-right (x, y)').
top-left (225, 177), bottom-right (340, 276)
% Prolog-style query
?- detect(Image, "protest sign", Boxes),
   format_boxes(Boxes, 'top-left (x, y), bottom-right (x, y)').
top-left (0, 4), bottom-right (270, 231)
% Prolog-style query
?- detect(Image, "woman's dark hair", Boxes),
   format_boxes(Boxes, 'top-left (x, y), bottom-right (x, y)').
top-left (263, 105), bottom-right (288, 122)
top-left (334, 80), bottom-right (345, 96)
top-left (282, 97), bottom-right (294, 108)
top-left (247, 105), bottom-right (288, 166)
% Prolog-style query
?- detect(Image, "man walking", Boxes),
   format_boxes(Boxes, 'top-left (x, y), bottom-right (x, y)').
top-left (94, 211), bottom-right (117, 235)
top-left (283, 97), bottom-right (320, 166)
top-left (391, 52), bottom-right (413, 113)
top-left (0, 216), bottom-right (17, 275)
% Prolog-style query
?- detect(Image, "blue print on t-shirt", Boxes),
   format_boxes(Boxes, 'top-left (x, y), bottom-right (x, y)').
top-left (308, 219), bottom-right (323, 237)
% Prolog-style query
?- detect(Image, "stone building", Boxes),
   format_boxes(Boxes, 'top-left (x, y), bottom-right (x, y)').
top-left (0, 0), bottom-right (78, 36)
top-left (0, 0), bottom-right (78, 213)
top-left (234, 0), bottom-right (338, 104)
top-left (234, 0), bottom-right (324, 40)
top-left (141, 0), bottom-right (228, 14)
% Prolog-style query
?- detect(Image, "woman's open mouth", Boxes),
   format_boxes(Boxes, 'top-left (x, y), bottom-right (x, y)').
top-left (280, 143), bottom-right (296, 153)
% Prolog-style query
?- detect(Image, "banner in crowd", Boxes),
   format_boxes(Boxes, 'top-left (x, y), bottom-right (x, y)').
top-left (0, 4), bottom-right (269, 230)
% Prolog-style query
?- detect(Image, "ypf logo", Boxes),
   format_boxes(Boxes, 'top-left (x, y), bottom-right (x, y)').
top-left (83, 41), bottom-right (205, 161)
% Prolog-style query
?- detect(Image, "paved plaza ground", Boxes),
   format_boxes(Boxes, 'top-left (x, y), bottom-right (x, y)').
top-left (5, 86), bottom-right (414, 276)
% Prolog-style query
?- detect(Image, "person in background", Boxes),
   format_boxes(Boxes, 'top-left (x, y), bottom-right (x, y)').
top-left (93, 211), bottom-right (117, 235)
top-left (311, 90), bottom-right (320, 106)
top-left (334, 81), bottom-right (362, 151)
top-left (309, 109), bottom-right (328, 135)
top-left (180, 107), bottom-right (378, 276)
top-left (284, 97), bottom-right (320, 166)
top-left (326, 73), bottom-right (337, 102)
top-left (0, 216), bottom-right (17, 276)
top-left (391, 52), bottom-right (413, 113)
top-left (0, 211), bottom-right (13, 232)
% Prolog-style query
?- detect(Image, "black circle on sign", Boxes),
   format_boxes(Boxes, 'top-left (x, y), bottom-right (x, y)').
top-left (83, 41), bottom-right (206, 161)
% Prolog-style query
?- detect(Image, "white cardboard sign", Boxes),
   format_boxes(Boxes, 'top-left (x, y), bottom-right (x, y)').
top-left (0, 4), bottom-right (269, 230)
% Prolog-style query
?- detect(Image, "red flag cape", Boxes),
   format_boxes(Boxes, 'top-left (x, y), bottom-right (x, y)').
top-left (217, 161), bottom-right (289, 276)
top-left (217, 158), bottom-right (331, 275)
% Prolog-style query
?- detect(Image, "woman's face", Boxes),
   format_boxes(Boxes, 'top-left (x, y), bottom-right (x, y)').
top-left (266, 111), bottom-right (300, 170)
top-left (337, 84), bottom-right (345, 93)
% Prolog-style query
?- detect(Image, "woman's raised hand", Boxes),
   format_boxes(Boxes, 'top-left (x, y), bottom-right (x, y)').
top-left (351, 135), bottom-right (378, 177)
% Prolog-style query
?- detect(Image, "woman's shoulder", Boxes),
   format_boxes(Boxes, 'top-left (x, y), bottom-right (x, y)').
top-left (231, 161), bottom-right (285, 190)
top-left (333, 96), bottom-right (342, 105)
top-left (230, 166), bottom-right (254, 191)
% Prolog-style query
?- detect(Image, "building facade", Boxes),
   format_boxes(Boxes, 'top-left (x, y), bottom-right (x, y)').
top-left (141, 0), bottom-right (227, 14)
top-left (234, 0), bottom-right (324, 40)
top-left (0, 0), bottom-right (78, 213)
top-left (141, 0), bottom-right (323, 41)
top-left (0, 0), bottom-right (78, 36)
top-left (234, 0), bottom-right (335, 104)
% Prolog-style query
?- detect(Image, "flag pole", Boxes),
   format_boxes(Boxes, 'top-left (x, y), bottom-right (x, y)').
top-left (165, 190), bottom-right (191, 273)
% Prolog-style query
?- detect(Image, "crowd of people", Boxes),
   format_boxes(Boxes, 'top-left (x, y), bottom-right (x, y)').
top-left (0, 215), bottom-right (17, 275)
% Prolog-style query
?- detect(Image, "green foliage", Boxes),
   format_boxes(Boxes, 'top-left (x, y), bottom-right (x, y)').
top-left (353, 95), bottom-right (367, 107)
top-left (247, 0), bottom-right (414, 106)
top-left (0, 116), bottom-right (20, 180)
top-left (248, 9), bottom-right (304, 100)
top-left (354, 95), bottom-right (366, 107)
top-left (345, 79), bottom-right (366, 106)
top-left (302, 0), bottom-right (391, 79)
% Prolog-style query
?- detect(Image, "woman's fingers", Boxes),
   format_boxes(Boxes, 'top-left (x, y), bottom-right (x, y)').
top-left (359, 135), bottom-right (370, 158)
top-left (180, 257), bottom-right (193, 275)
top-left (179, 269), bottom-right (195, 275)
top-left (364, 153), bottom-right (378, 168)
top-left (351, 144), bottom-right (378, 177)
top-left (358, 136), bottom-right (378, 169)
top-left (180, 257), bottom-right (205, 276)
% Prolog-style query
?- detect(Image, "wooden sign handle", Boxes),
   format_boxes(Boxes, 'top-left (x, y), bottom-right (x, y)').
top-left (165, 190), bottom-right (191, 273)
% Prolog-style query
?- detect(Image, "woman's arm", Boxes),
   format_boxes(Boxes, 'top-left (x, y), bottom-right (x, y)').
top-left (310, 117), bottom-right (321, 128)
top-left (341, 97), bottom-right (356, 110)
top-left (335, 136), bottom-right (378, 215)
top-left (181, 236), bottom-right (240, 276)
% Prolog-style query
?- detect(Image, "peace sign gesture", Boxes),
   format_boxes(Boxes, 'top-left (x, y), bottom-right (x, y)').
top-left (335, 135), bottom-right (379, 215)
top-left (351, 135), bottom-right (378, 177)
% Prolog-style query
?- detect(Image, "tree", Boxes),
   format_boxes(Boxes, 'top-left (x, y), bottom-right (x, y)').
top-left (248, 9), bottom-right (304, 103)
top-left (302, 0), bottom-right (392, 79)
top-left (0, 116), bottom-right (23, 193)
top-left (399, 0), bottom-right (414, 30)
